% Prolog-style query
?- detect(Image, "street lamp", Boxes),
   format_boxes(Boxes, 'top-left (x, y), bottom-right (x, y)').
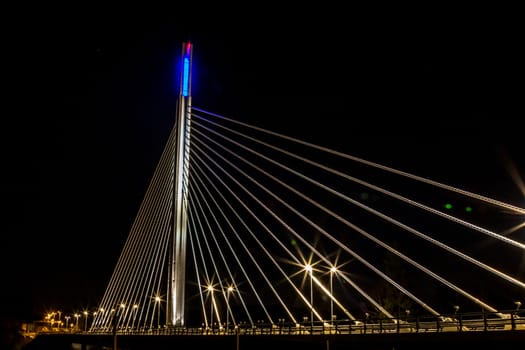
top-left (57, 311), bottom-right (62, 329)
top-left (513, 301), bottom-right (522, 330)
top-left (119, 303), bottom-right (126, 329)
top-left (305, 264), bottom-right (313, 327)
top-left (302, 316), bottom-right (308, 334)
top-left (226, 286), bottom-right (234, 332)
top-left (155, 297), bottom-right (161, 328)
top-left (110, 308), bottom-right (115, 326)
top-left (64, 316), bottom-right (70, 331)
top-left (453, 305), bottom-right (461, 331)
top-left (49, 312), bottom-right (56, 328)
top-left (132, 304), bottom-right (138, 329)
top-left (74, 314), bottom-right (80, 330)
top-left (330, 266), bottom-right (337, 325)
top-left (83, 311), bottom-right (88, 332)
top-left (207, 285), bottom-right (214, 329)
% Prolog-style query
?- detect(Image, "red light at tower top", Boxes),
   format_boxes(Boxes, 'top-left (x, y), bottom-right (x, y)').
top-left (185, 42), bottom-right (192, 56)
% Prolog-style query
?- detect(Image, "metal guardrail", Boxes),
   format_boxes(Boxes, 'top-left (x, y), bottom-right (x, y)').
top-left (32, 309), bottom-right (525, 336)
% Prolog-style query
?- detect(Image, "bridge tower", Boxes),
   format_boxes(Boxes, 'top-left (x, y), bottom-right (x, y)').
top-left (168, 41), bottom-right (192, 327)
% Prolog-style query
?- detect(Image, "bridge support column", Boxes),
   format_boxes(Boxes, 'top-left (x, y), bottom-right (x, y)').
top-left (168, 41), bottom-right (193, 327)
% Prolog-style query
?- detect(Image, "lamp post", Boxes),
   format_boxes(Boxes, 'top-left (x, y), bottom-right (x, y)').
top-left (83, 311), bottom-right (88, 332)
top-left (48, 312), bottom-right (55, 328)
top-left (110, 308), bottom-right (116, 330)
top-left (74, 314), bottom-right (80, 331)
top-left (305, 264), bottom-right (313, 327)
top-left (57, 311), bottom-right (62, 329)
top-left (155, 297), bottom-right (161, 328)
top-left (207, 286), bottom-right (214, 329)
top-left (278, 318), bottom-right (285, 334)
top-left (512, 301), bottom-right (521, 330)
top-left (453, 305), bottom-right (460, 331)
top-left (226, 286), bottom-right (233, 332)
top-left (330, 266), bottom-right (337, 325)
top-left (302, 316), bottom-right (308, 334)
top-left (119, 304), bottom-right (126, 330)
top-left (132, 304), bottom-right (138, 329)
top-left (64, 316), bottom-right (70, 331)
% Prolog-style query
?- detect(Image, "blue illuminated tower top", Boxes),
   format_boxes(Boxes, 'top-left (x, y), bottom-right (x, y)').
top-left (181, 42), bottom-right (192, 97)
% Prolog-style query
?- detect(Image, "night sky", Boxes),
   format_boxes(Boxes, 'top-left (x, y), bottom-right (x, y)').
top-left (2, 5), bottom-right (524, 322)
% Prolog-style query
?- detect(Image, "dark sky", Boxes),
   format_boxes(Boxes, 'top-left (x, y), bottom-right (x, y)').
top-left (2, 6), bottom-right (524, 321)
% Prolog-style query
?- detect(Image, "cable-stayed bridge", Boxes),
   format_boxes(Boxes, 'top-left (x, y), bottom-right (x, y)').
top-left (81, 43), bottom-right (525, 338)
top-left (26, 43), bottom-right (524, 350)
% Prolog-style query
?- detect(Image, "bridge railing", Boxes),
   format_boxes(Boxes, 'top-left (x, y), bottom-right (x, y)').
top-left (31, 309), bottom-right (525, 336)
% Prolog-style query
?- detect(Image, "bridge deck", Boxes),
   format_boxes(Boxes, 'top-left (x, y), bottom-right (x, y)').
top-left (22, 329), bottom-right (525, 350)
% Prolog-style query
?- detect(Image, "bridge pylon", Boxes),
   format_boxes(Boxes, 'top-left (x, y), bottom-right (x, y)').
top-left (167, 41), bottom-right (193, 327)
